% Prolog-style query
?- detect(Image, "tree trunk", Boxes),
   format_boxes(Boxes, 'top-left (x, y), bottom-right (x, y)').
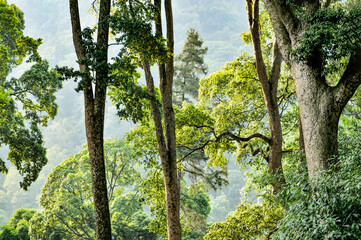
top-left (246, 0), bottom-right (285, 192)
top-left (143, 61), bottom-right (181, 240)
top-left (143, 1), bottom-right (181, 239)
top-left (263, 0), bottom-right (361, 179)
top-left (291, 62), bottom-right (340, 177)
top-left (69, 0), bottom-right (112, 239)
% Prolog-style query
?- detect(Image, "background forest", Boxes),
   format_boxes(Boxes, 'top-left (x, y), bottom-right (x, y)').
top-left (0, 0), bottom-right (249, 234)
top-left (1, 0), bottom-right (361, 239)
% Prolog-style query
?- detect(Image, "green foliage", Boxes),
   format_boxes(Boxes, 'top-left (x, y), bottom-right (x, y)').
top-left (173, 28), bottom-right (208, 105)
top-left (111, 0), bottom-right (168, 63)
top-left (126, 119), bottom-right (214, 237)
top-left (58, 1), bottom-right (166, 123)
top-left (205, 201), bottom-right (283, 240)
top-left (0, 0), bottom-right (41, 76)
top-left (198, 53), bottom-right (267, 166)
top-left (111, 192), bottom-right (155, 239)
top-left (0, 208), bottom-right (36, 240)
top-left (181, 181), bottom-right (211, 239)
top-left (137, 170), bottom-right (212, 239)
top-left (293, 2), bottom-right (361, 77)
top-left (0, 1), bottom-right (62, 189)
top-left (274, 131), bottom-right (361, 239)
top-left (0, 224), bottom-right (17, 240)
top-left (108, 0), bottom-right (170, 123)
top-left (175, 103), bottom-right (228, 185)
top-left (30, 138), bottom-right (154, 239)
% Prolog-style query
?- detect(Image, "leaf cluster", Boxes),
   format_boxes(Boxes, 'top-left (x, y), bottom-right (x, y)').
top-left (0, 208), bottom-right (36, 240)
top-left (111, 0), bottom-right (168, 64)
top-left (205, 201), bottom-right (283, 240)
top-left (0, 1), bottom-right (62, 189)
top-left (0, 1), bottom-right (42, 76)
top-left (293, 3), bottom-right (361, 77)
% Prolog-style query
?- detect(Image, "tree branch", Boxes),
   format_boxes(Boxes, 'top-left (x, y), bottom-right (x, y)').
top-left (334, 48), bottom-right (361, 110)
top-left (269, 39), bottom-right (282, 91)
top-left (262, 0), bottom-right (294, 65)
top-left (252, 147), bottom-right (269, 162)
top-left (178, 131), bottom-right (270, 162)
top-left (219, 131), bottom-right (270, 144)
top-left (69, 0), bottom-right (94, 102)
top-left (9, 89), bottom-right (31, 96)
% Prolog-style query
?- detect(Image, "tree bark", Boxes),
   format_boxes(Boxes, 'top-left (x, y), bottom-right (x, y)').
top-left (263, 0), bottom-right (361, 179)
top-left (292, 62), bottom-right (340, 175)
top-left (246, 0), bottom-right (285, 192)
top-left (142, 1), bottom-right (181, 239)
top-left (69, 0), bottom-right (112, 239)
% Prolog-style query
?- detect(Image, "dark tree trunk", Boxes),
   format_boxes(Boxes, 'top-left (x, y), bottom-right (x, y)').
top-left (69, 0), bottom-right (112, 239)
top-left (263, 0), bottom-right (361, 179)
top-left (246, 0), bottom-right (286, 192)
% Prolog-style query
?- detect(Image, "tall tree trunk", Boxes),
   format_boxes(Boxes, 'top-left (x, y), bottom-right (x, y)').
top-left (263, 0), bottom-right (361, 179)
top-left (246, 0), bottom-right (285, 192)
top-left (143, 0), bottom-right (181, 239)
top-left (69, 0), bottom-right (112, 239)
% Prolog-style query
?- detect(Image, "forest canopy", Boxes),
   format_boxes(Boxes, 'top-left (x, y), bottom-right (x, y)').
top-left (1, 0), bottom-right (361, 239)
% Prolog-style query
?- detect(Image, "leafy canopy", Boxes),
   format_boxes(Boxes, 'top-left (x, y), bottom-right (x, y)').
top-left (0, 0), bottom-right (62, 189)
top-left (30, 138), bottom-right (154, 240)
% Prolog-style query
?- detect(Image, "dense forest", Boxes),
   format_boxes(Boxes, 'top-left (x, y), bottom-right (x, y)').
top-left (1, 0), bottom-right (361, 239)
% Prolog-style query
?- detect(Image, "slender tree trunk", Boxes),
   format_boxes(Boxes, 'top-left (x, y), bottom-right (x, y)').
top-left (142, 1), bottom-right (181, 239)
top-left (246, 0), bottom-right (285, 192)
top-left (69, 0), bottom-right (112, 239)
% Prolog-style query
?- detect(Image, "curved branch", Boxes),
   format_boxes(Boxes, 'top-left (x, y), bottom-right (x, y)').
top-left (334, 48), bottom-right (361, 111)
top-left (178, 131), bottom-right (270, 162)
top-left (219, 131), bottom-right (270, 144)
top-left (262, 0), bottom-right (294, 65)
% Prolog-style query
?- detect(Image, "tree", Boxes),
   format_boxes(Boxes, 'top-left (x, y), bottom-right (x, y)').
top-left (29, 138), bottom-right (155, 240)
top-left (0, 208), bottom-right (36, 240)
top-left (0, 0), bottom-right (62, 189)
top-left (263, 0), bottom-right (361, 178)
top-left (68, 0), bottom-right (111, 238)
top-left (144, 1), bottom-right (181, 237)
top-left (176, 46), bottom-right (296, 194)
top-left (133, 163), bottom-right (211, 239)
top-left (180, 180), bottom-right (211, 239)
top-left (173, 28), bottom-right (208, 106)
top-left (245, 0), bottom-right (285, 192)
top-left (109, 0), bottom-right (181, 238)
top-left (205, 201), bottom-right (283, 240)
